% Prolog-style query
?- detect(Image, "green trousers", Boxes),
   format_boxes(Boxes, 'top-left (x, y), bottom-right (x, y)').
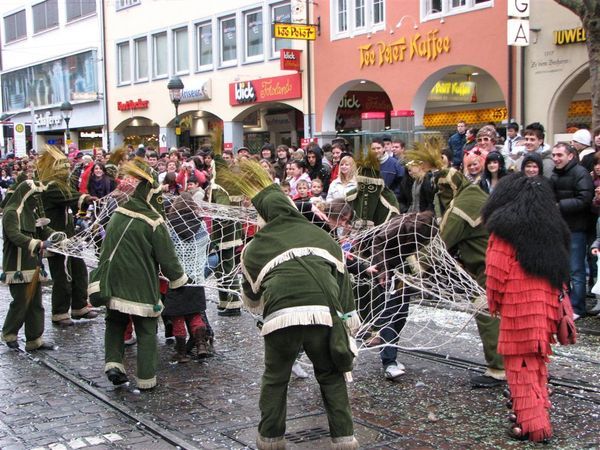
top-left (474, 312), bottom-right (503, 370)
top-left (47, 255), bottom-right (89, 321)
top-left (2, 283), bottom-right (45, 350)
top-left (259, 325), bottom-right (354, 440)
top-left (104, 309), bottom-right (158, 389)
top-left (216, 247), bottom-right (242, 309)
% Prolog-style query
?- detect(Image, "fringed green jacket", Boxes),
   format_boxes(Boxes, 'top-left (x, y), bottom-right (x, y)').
top-left (1, 180), bottom-right (53, 284)
top-left (41, 181), bottom-right (89, 237)
top-left (241, 184), bottom-right (360, 336)
top-left (209, 182), bottom-right (243, 250)
top-left (88, 180), bottom-right (187, 317)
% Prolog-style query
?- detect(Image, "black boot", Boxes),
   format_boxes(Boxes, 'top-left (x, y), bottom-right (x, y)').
top-left (194, 327), bottom-right (209, 359)
top-left (172, 337), bottom-right (191, 363)
top-left (106, 368), bottom-right (129, 386)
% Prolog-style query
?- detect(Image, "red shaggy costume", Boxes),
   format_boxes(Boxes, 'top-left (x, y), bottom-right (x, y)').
top-left (482, 173), bottom-right (574, 443)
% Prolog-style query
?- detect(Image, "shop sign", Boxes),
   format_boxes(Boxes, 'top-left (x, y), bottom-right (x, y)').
top-left (34, 111), bottom-right (62, 128)
top-left (554, 27), bottom-right (586, 45)
top-left (280, 49), bottom-right (301, 71)
top-left (428, 81), bottom-right (476, 103)
top-left (301, 138), bottom-right (318, 146)
top-left (224, 143), bottom-right (234, 150)
top-left (273, 23), bottom-right (316, 40)
top-left (229, 73), bottom-right (302, 106)
top-left (180, 79), bottom-right (212, 103)
top-left (14, 122), bottom-right (27, 157)
top-left (359, 29), bottom-right (450, 69)
top-left (507, 19), bottom-right (529, 46)
top-left (80, 131), bottom-right (102, 138)
top-left (117, 99), bottom-right (149, 111)
top-left (336, 91), bottom-right (393, 130)
top-left (508, 0), bottom-right (530, 17)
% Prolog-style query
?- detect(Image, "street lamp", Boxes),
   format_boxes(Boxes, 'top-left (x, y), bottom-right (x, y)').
top-left (60, 101), bottom-right (73, 154)
top-left (167, 76), bottom-right (184, 148)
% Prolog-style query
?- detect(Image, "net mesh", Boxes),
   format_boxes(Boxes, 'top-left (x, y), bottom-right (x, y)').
top-left (49, 187), bottom-right (487, 351)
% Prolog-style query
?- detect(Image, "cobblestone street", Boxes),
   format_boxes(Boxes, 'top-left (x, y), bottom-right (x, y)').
top-left (0, 284), bottom-right (598, 449)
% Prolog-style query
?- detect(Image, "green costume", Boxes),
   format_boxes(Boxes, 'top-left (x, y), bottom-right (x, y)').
top-left (89, 176), bottom-right (187, 389)
top-left (436, 168), bottom-right (504, 375)
top-left (41, 181), bottom-right (92, 322)
top-left (241, 184), bottom-right (360, 449)
top-left (209, 182), bottom-right (242, 312)
top-left (1, 180), bottom-right (54, 350)
top-left (346, 166), bottom-right (400, 227)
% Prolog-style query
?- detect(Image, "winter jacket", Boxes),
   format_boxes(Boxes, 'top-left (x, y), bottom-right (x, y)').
top-left (550, 158), bottom-right (594, 232)
top-left (449, 132), bottom-right (466, 168)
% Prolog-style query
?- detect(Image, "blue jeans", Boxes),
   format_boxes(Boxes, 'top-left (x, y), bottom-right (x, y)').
top-left (375, 286), bottom-right (410, 368)
top-left (570, 231), bottom-right (588, 316)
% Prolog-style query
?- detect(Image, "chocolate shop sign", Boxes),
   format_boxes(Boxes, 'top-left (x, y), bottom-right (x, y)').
top-left (34, 111), bottom-right (63, 128)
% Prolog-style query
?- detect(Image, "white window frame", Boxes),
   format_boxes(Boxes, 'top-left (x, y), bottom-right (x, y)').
top-left (116, 0), bottom-right (140, 11)
top-left (4, 10), bottom-right (27, 43)
top-left (195, 20), bottom-right (213, 72)
top-left (173, 26), bottom-right (189, 75)
top-left (152, 31), bottom-right (168, 79)
top-left (244, 9), bottom-right (264, 63)
top-left (354, 0), bottom-right (366, 31)
top-left (219, 15), bottom-right (237, 67)
top-left (330, 0), bottom-right (385, 40)
top-left (32, 0), bottom-right (59, 35)
top-left (420, 0), bottom-right (493, 22)
top-left (134, 36), bottom-right (148, 82)
top-left (117, 41), bottom-right (131, 85)
top-left (66, 0), bottom-right (96, 22)
top-left (271, 2), bottom-right (291, 57)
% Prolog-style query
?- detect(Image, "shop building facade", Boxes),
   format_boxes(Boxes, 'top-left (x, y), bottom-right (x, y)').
top-left (0, 0), bottom-right (106, 155)
top-left (312, 0), bottom-right (511, 145)
top-left (105, 0), bottom-right (311, 153)
top-left (524, 1), bottom-right (591, 141)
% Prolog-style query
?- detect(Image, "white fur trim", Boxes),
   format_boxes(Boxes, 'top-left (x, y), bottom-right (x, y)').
top-left (15, 180), bottom-right (45, 218)
top-left (107, 297), bottom-right (163, 317)
top-left (344, 311), bottom-right (361, 335)
top-left (105, 362), bottom-right (126, 373)
top-left (451, 206), bottom-right (482, 228)
top-left (331, 436), bottom-right (359, 449)
top-left (25, 337), bottom-right (44, 351)
top-left (242, 247), bottom-right (345, 294)
top-left (2, 269), bottom-right (48, 284)
top-left (28, 239), bottom-right (41, 256)
top-left (261, 305), bottom-right (332, 336)
top-left (52, 312), bottom-right (71, 321)
top-left (137, 376), bottom-right (157, 389)
top-left (356, 175), bottom-right (384, 186)
top-left (115, 207), bottom-right (164, 230)
top-left (218, 239), bottom-right (243, 250)
top-left (379, 194), bottom-right (400, 220)
top-left (88, 281), bottom-right (100, 296)
top-left (169, 274), bottom-right (188, 289)
top-left (241, 291), bottom-right (263, 313)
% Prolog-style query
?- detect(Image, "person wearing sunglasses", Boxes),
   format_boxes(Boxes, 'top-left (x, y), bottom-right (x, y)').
top-left (462, 125), bottom-right (499, 176)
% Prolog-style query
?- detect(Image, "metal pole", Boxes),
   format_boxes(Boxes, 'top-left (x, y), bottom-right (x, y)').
top-left (305, 0), bottom-right (312, 139)
top-left (174, 102), bottom-right (180, 148)
top-left (65, 118), bottom-right (71, 154)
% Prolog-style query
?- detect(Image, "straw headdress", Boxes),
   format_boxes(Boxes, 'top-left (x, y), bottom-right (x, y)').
top-left (36, 145), bottom-right (71, 190)
top-left (217, 159), bottom-right (273, 199)
top-left (119, 158), bottom-right (154, 183)
top-left (404, 137), bottom-right (444, 171)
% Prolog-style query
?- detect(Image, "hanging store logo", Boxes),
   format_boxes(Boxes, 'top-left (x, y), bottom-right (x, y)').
top-left (117, 99), bottom-right (149, 111)
top-left (35, 111), bottom-right (62, 128)
top-left (233, 82), bottom-right (257, 103)
top-left (358, 29), bottom-right (451, 69)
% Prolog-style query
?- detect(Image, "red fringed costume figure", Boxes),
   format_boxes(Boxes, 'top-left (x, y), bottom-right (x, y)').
top-left (482, 173), bottom-right (574, 443)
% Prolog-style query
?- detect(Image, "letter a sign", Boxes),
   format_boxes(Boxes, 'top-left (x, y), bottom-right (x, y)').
top-left (508, 0), bottom-right (530, 46)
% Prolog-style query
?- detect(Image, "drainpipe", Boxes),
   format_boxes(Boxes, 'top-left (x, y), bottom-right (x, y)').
top-left (99, 0), bottom-right (110, 150)
top-left (305, 0), bottom-right (312, 138)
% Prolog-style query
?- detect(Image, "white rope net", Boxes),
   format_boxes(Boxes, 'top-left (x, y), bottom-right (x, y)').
top-left (50, 187), bottom-right (487, 351)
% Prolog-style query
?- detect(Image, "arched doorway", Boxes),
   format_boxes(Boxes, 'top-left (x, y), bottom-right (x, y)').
top-left (166, 110), bottom-right (223, 151)
top-left (232, 102), bottom-right (304, 152)
top-left (413, 65), bottom-right (507, 139)
top-left (114, 116), bottom-right (160, 148)
top-left (548, 62), bottom-right (590, 137)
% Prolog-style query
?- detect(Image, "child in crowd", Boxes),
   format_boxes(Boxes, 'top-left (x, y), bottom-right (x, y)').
top-left (288, 160), bottom-right (311, 197)
top-left (280, 181), bottom-right (291, 198)
top-left (310, 178), bottom-right (326, 200)
top-left (293, 179), bottom-right (312, 202)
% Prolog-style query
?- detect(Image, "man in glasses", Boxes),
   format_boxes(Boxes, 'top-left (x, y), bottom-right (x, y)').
top-left (550, 142), bottom-right (594, 320)
top-left (449, 121), bottom-right (467, 169)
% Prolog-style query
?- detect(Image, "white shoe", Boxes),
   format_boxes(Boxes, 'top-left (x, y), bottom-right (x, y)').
top-left (291, 361), bottom-right (309, 379)
top-left (384, 363), bottom-right (405, 380)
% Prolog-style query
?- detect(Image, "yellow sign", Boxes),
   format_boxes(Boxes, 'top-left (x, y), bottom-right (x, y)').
top-left (424, 107), bottom-right (507, 127)
top-left (274, 23), bottom-right (317, 40)
top-left (428, 81), bottom-right (476, 103)
top-left (554, 27), bottom-right (586, 45)
top-left (359, 29), bottom-right (450, 68)
top-left (15, 123), bottom-right (25, 133)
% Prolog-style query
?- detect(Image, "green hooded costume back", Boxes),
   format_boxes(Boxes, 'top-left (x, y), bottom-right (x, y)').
top-left (241, 184), bottom-right (360, 336)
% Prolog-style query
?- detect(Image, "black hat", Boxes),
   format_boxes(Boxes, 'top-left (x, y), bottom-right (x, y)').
top-left (521, 152), bottom-right (544, 176)
top-left (135, 146), bottom-right (146, 157)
